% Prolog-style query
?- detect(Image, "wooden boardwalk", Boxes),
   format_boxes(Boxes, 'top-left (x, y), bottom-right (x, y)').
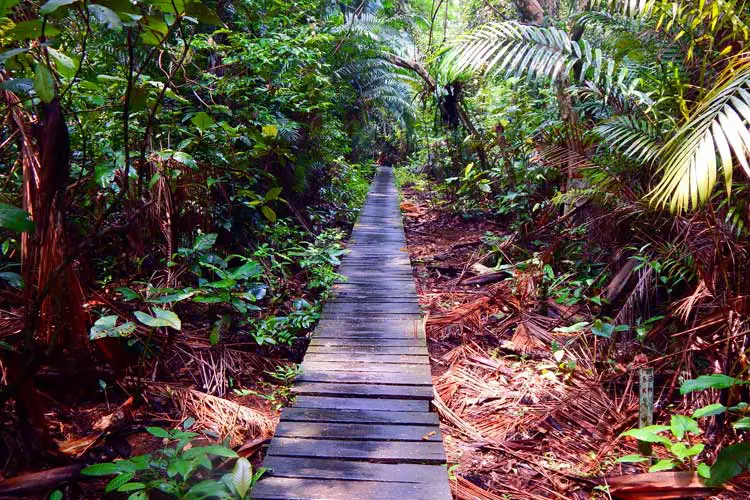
top-left (252, 167), bottom-right (451, 499)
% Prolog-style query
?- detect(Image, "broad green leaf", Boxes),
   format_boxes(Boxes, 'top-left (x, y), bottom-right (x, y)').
top-left (0, 78), bottom-right (34, 94)
top-left (552, 321), bottom-right (589, 333)
top-left (670, 442), bottom-right (704, 461)
top-left (649, 459), bottom-right (677, 472)
top-left (88, 4), bottom-right (123, 30)
top-left (34, 64), bottom-right (55, 103)
top-left (117, 287), bottom-right (140, 300)
top-left (620, 426), bottom-right (671, 445)
top-left (49, 491), bottom-right (63, 500)
top-left (680, 374), bottom-right (747, 394)
top-left (732, 417), bottom-right (750, 429)
top-left (118, 482), bottom-right (146, 492)
top-left (147, 0), bottom-right (185, 14)
top-left (186, 479), bottom-right (230, 497)
top-left (591, 319), bottom-right (615, 338)
top-left (191, 111), bottom-right (215, 131)
top-left (707, 443), bottom-right (750, 486)
top-left (0, 203), bottom-right (34, 232)
top-left (7, 20), bottom-right (61, 40)
top-left (105, 472), bottom-right (135, 493)
top-left (146, 426), bottom-right (171, 438)
top-left (185, 1), bottom-right (222, 24)
top-left (172, 151), bottom-right (197, 168)
top-left (182, 444), bottom-right (238, 459)
top-left (261, 205), bottom-right (276, 223)
top-left (261, 124), bottom-right (278, 138)
top-left (670, 414), bottom-right (700, 439)
top-left (82, 462), bottom-right (124, 476)
top-left (134, 308), bottom-right (181, 330)
top-left (90, 315), bottom-right (136, 340)
top-left (231, 457), bottom-right (253, 497)
top-left (0, 48), bottom-right (28, 66)
top-left (265, 187), bottom-right (282, 201)
top-left (0, 0), bottom-right (20, 17)
top-left (697, 462), bottom-right (712, 479)
top-left (193, 232), bottom-right (217, 251)
top-left (692, 403), bottom-right (727, 419)
top-left (140, 15), bottom-right (168, 45)
top-left (48, 47), bottom-right (78, 78)
top-left (40, 0), bottom-right (78, 15)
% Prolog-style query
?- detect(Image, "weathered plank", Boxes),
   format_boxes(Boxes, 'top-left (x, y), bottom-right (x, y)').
top-left (252, 477), bottom-right (451, 500)
top-left (307, 338), bottom-right (425, 347)
top-left (300, 360), bottom-right (431, 375)
top-left (260, 457), bottom-right (447, 483)
top-left (298, 369), bottom-right (432, 386)
top-left (293, 396), bottom-right (429, 412)
top-left (304, 353), bottom-right (429, 364)
top-left (266, 437), bottom-right (446, 463)
top-left (292, 382), bottom-right (433, 399)
top-left (306, 345), bottom-right (428, 355)
top-left (281, 407), bottom-right (440, 425)
top-left (274, 422), bottom-right (441, 441)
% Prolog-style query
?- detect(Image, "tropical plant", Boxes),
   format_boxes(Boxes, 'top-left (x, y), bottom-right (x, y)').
top-left (442, 1), bottom-right (750, 212)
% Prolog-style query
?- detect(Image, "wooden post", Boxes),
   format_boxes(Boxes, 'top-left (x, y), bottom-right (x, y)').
top-left (638, 366), bottom-right (654, 458)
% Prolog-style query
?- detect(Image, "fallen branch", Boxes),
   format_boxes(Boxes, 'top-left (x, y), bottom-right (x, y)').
top-left (0, 465), bottom-right (84, 496)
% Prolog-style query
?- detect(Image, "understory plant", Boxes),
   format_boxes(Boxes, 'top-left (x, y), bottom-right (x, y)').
top-left (82, 427), bottom-right (264, 499)
top-left (618, 374), bottom-right (750, 485)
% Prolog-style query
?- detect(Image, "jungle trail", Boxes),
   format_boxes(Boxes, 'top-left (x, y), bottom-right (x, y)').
top-left (1, 0), bottom-right (750, 499)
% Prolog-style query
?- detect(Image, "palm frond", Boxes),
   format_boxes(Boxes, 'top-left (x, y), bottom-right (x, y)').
top-left (586, 0), bottom-right (654, 18)
top-left (441, 21), bottom-right (616, 85)
top-left (648, 57), bottom-right (750, 212)
top-left (595, 115), bottom-right (662, 163)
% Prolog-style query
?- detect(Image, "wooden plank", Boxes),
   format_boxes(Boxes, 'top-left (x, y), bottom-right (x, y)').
top-left (298, 370), bottom-right (432, 386)
top-left (300, 361), bottom-right (430, 375)
top-left (292, 382), bottom-right (433, 399)
top-left (293, 396), bottom-right (428, 412)
top-left (311, 332), bottom-right (424, 341)
top-left (266, 437), bottom-right (445, 463)
top-left (260, 457), bottom-right (447, 483)
top-left (308, 338), bottom-right (426, 347)
top-left (252, 477), bottom-right (449, 500)
top-left (304, 353), bottom-right (429, 364)
top-left (323, 303), bottom-right (420, 314)
top-left (306, 345), bottom-right (428, 355)
top-left (274, 422), bottom-right (441, 441)
top-left (281, 407), bottom-right (439, 425)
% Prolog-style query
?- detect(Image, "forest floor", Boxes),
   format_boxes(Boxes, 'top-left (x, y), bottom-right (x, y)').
top-left (399, 184), bottom-right (750, 500)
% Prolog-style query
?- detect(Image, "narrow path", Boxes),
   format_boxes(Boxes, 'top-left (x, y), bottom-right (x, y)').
top-left (251, 167), bottom-right (451, 499)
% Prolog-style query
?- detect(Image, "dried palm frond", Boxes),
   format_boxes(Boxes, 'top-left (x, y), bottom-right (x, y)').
top-left (614, 265), bottom-right (656, 330)
top-left (169, 388), bottom-right (275, 447)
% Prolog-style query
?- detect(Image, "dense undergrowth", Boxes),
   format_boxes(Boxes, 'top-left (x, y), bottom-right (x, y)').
top-left (2, 0), bottom-right (750, 498)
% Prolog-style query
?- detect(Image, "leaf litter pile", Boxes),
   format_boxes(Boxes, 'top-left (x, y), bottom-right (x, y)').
top-left (399, 187), bottom-right (750, 500)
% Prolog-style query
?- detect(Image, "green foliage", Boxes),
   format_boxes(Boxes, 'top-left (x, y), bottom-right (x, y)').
top-left (619, 417), bottom-right (704, 473)
top-left (82, 427), bottom-right (263, 499)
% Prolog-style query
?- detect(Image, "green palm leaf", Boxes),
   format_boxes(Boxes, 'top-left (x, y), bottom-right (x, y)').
top-left (440, 21), bottom-right (612, 85)
top-left (648, 58), bottom-right (750, 212)
top-left (596, 115), bottom-right (662, 162)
